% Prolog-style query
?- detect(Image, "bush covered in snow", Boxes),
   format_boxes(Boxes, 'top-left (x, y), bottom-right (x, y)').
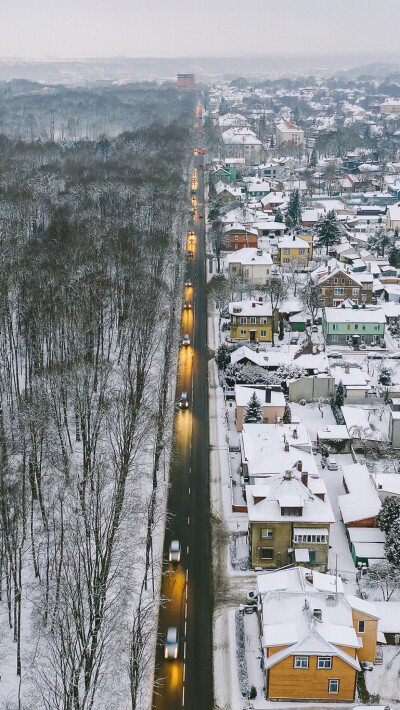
top-left (229, 531), bottom-right (250, 570)
top-left (235, 610), bottom-right (250, 698)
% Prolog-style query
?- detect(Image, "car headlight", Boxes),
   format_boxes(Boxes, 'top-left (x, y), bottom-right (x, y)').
top-left (165, 648), bottom-right (169, 659)
top-left (174, 648), bottom-right (178, 659)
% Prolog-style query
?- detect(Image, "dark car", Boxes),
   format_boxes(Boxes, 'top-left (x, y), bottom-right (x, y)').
top-left (187, 249), bottom-right (194, 257)
top-left (184, 279), bottom-right (192, 287)
top-left (179, 392), bottom-right (189, 409)
top-left (183, 300), bottom-right (192, 309)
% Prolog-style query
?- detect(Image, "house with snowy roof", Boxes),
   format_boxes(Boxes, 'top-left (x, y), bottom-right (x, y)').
top-left (276, 120), bottom-right (304, 147)
top-left (338, 463), bottom-right (381, 529)
top-left (234, 385), bottom-right (285, 432)
top-left (386, 202), bottom-right (400, 230)
top-left (246, 467), bottom-right (334, 570)
top-left (256, 566), bottom-right (379, 700)
top-left (224, 247), bottom-right (272, 284)
top-left (276, 233), bottom-right (313, 267)
top-left (322, 306), bottom-right (386, 346)
top-left (312, 264), bottom-right (373, 307)
top-left (221, 126), bottom-right (263, 165)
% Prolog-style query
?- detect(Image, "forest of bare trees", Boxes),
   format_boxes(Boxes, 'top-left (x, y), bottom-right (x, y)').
top-left (0, 84), bottom-right (194, 709)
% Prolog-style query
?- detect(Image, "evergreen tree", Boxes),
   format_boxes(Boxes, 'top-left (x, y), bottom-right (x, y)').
top-left (389, 243), bottom-right (400, 267)
top-left (335, 380), bottom-right (345, 408)
top-left (278, 318), bottom-right (285, 340)
top-left (270, 134), bottom-right (276, 148)
top-left (274, 207), bottom-right (284, 223)
top-left (384, 518), bottom-right (400, 568)
top-left (316, 210), bottom-right (341, 253)
top-left (283, 402), bottom-right (292, 424)
top-left (310, 146), bottom-right (317, 168)
top-left (244, 391), bottom-right (263, 423)
top-left (293, 106), bottom-right (300, 125)
top-left (216, 343), bottom-right (231, 371)
top-left (378, 496), bottom-right (400, 535)
top-left (218, 97), bottom-right (229, 115)
top-left (286, 188), bottom-right (302, 229)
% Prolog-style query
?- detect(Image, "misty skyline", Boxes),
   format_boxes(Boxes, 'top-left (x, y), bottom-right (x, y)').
top-left (1, 0), bottom-right (399, 60)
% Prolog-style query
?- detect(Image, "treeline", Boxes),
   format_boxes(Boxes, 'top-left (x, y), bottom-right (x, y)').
top-left (0, 80), bottom-right (189, 140)
top-left (0, 86), bottom-right (194, 709)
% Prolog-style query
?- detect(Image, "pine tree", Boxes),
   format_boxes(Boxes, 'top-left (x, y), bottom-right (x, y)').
top-left (286, 189), bottom-right (302, 229)
top-left (283, 402), bottom-right (292, 424)
top-left (216, 343), bottom-right (231, 371)
top-left (244, 391), bottom-right (263, 423)
top-left (316, 210), bottom-right (341, 253)
top-left (270, 134), bottom-right (276, 148)
top-left (293, 106), bottom-right (300, 125)
top-left (310, 147), bottom-right (317, 168)
top-left (384, 518), bottom-right (400, 568)
top-left (388, 243), bottom-right (400, 267)
top-left (274, 207), bottom-right (284, 223)
top-left (378, 496), bottom-right (400, 535)
top-left (278, 318), bottom-right (285, 341)
top-left (335, 380), bottom-right (345, 408)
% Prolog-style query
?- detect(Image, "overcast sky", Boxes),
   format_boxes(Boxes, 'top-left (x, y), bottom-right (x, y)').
top-left (0, 0), bottom-right (399, 59)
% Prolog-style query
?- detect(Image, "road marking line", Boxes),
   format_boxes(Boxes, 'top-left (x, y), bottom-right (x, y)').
top-left (184, 641), bottom-right (187, 659)
top-left (185, 620), bottom-right (187, 636)
top-left (182, 686), bottom-right (185, 706)
top-left (185, 601), bottom-right (187, 618)
top-left (187, 545), bottom-right (189, 554)
top-left (186, 569), bottom-right (189, 582)
top-left (188, 487), bottom-right (191, 494)
top-left (183, 663), bottom-right (186, 682)
top-left (187, 516), bottom-right (190, 525)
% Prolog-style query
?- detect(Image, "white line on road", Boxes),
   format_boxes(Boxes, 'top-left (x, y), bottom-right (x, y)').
top-left (188, 487), bottom-right (191, 494)
top-left (185, 601), bottom-right (187, 619)
top-left (183, 663), bottom-right (186, 682)
top-left (187, 516), bottom-right (190, 525)
top-left (187, 545), bottom-right (189, 554)
top-left (182, 686), bottom-right (185, 707)
top-left (184, 620), bottom-right (187, 636)
top-left (184, 641), bottom-right (187, 659)
top-left (186, 568), bottom-right (188, 582)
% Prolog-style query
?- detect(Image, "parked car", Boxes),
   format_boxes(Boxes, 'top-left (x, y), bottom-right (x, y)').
top-left (311, 325), bottom-right (318, 332)
top-left (246, 590), bottom-right (257, 604)
top-left (188, 235), bottom-right (195, 244)
top-left (327, 351), bottom-right (343, 359)
top-left (184, 279), bottom-right (192, 288)
top-left (327, 458), bottom-right (338, 471)
top-left (168, 540), bottom-right (181, 563)
top-left (179, 392), bottom-right (189, 409)
top-left (187, 249), bottom-right (193, 257)
top-left (183, 300), bottom-right (192, 309)
top-left (290, 335), bottom-right (299, 345)
top-left (198, 214), bottom-right (204, 219)
top-left (182, 334), bottom-right (190, 347)
top-left (164, 627), bottom-right (179, 659)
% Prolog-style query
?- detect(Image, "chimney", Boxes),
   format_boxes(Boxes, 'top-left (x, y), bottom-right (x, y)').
top-left (284, 470), bottom-right (292, 480)
top-left (259, 296), bottom-right (263, 303)
top-left (301, 472), bottom-right (308, 488)
top-left (293, 428), bottom-right (298, 439)
top-left (297, 460), bottom-right (303, 472)
top-left (285, 441), bottom-right (290, 452)
top-left (252, 302), bottom-right (256, 308)
top-left (345, 365), bottom-right (350, 374)
top-left (292, 235), bottom-right (296, 241)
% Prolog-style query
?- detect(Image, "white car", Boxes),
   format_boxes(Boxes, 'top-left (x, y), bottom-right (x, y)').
top-left (182, 334), bottom-right (191, 347)
top-left (164, 627), bottom-right (179, 660)
top-left (327, 458), bottom-right (338, 471)
top-left (168, 540), bottom-right (181, 563)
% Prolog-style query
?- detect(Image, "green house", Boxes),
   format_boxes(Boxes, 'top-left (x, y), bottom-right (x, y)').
top-left (322, 307), bottom-right (386, 345)
top-left (210, 167), bottom-right (235, 183)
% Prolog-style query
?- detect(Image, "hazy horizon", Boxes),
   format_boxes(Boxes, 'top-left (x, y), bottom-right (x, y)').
top-left (1, 0), bottom-right (399, 60)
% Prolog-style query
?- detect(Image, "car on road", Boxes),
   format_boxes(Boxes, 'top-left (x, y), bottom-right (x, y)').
top-left (183, 300), bottom-right (192, 309)
top-left (327, 457), bottom-right (338, 471)
top-left (169, 540), bottom-right (181, 563)
top-left (179, 392), bottom-right (189, 409)
top-left (182, 334), bottom-right (190, 347)
top-left (198, 214), bottom-right (204, 219)
top-left (246, 590), bottom-right (257, 604)
top-left (327, 351), bottom-right (343, 359)
top-left (193, 149), bottom-right (198, 156)
top-left (187, 249), bottom-right (193, 257)
top-left (188, 235), bottom-right (195, 244)
top-left (164, 627), bottom-right (179, 659)
top-left (184, 279), bottom-right (192, 287)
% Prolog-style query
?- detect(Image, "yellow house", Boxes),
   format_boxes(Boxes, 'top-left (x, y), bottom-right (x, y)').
top-left (256, 567), bottom-right (380, 702)
top-left (277, 234), bottom-right (313, 268)
top-left (229, 299), bottom-right (276, 342)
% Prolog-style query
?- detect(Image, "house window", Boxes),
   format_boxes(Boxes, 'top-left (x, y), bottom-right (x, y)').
top-left (261, 528), bottom-right (274, 539)
top-left (240, 317), bottom-right (247, 324)
top-left (354, 324), bottom-right (358, 330)
top-left (294, 656), bottom-right (309, 669)
top-left (250, 317), bottom-right (256, 325)
top-left (235, 235), bottom-right (238, 240)
top-left (240, 330), bottom-right (247, 337)
top-left (231, 266), bottom-right (237, 273)
top-left (283, 258), bottom-right (289, 264)
top-left (358, 620), bottom-right (365, 633)
top-left (352, 288), bottom-right (359, 295)
top-left (260, 330), bottom-right (267, 337)
top-left (334, 278), bottom-right (338, 284)
top-left (284, 248), bottom-right (290, 255)
top-left (332, 324), bottom-right (338, 331)
top-left (260, 318), bottom-right (269, 325)
top-left (334, 288), bottom-right (344, 295)
top-left (341, 278), bottom-right (345, 284)
top-left (261, 548), bottom-right (274, 560)
top-left (299, 249), bottom-right (304, 255)
top-left (374, 325), bottom-right (379, 331)
top-left (318, 657), bottom-right (332, 669)
top-left (328, 679), bottom-right (340, 694)
top-left (281, 507), bottom-right (302, 516)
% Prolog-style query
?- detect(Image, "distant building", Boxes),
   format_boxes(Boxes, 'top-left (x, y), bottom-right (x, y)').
top-left (177, 73), bottom-right (195, 90)
top-left (276, 120), bottom-right (304, 147)
top-left (380, 98), bottom-right (400, 114)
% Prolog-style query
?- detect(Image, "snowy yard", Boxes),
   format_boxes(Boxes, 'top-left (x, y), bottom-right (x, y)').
top-left (365, 645), bottom-right (400, 706)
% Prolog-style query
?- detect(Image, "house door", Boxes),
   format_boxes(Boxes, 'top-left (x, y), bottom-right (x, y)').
top-left (249, 331), bottom-right (256, 341)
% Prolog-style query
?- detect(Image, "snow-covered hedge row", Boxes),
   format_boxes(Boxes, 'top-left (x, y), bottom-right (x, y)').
top-left (235, 610), bottom-right (250, 698)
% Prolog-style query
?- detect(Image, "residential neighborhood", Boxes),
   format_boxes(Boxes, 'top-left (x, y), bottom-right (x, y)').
top-left (203, 71), bottom-right (400, 709)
